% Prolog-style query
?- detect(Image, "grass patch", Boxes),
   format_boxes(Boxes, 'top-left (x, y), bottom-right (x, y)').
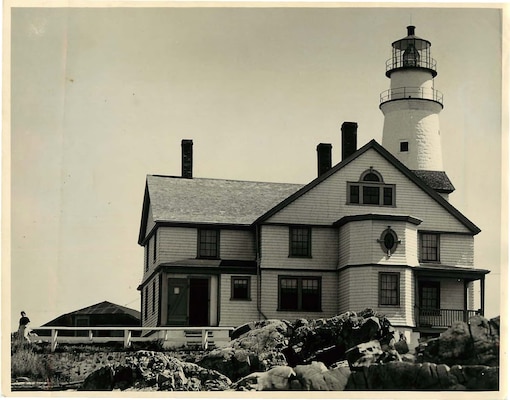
top-left (11, 344), bottom-right (53, 380)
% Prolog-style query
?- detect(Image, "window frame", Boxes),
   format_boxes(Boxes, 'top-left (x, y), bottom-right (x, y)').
top-left (152, 280), bottom-right (156, 315)
top-left (144, 286), bottom-right (148, 320)
top-left (152, 230), bottom-right (157, 263)
top-left (197, 229), bottom-right (220, 259)
top-left (378, 272), bottom-right (400, 307)
top-left (347, 169), bottom-right (395, 207)
top-left (420, 232), bottom-right (440, 263)
top-left (419, 280), bottom-right (441, 311)
top-left (288, 226), bottom-right (312, 258)
top-left (144, 245), bottom-right (149, 272)
top-left (278, 276), bottom-right (322, 312)
top-left (230, 276), bottom-right (251, 301)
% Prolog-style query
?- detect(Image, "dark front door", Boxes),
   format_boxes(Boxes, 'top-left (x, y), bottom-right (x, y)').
top-left (167, 278), bottom-right (188, 326)
top-left (188, 278), bottom-right (209, 326)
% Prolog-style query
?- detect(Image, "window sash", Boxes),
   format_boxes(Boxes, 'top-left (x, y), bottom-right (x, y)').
top-left (379, 273), bottom-right (400, 306)
top-left (279, 277), bottom-right (321, 311)
top-left (347, 182), bottom-right (395, 206)
top-left (420, 233), bottom-right (439, 262)
top-left (231, 277), bottom-right (250, 300)
top-left (289, 227), bottom-right (311, 257)
top-left (198, 229), bottom-right (219, 258)
top-left (420, 281), bottom-right (440, 309)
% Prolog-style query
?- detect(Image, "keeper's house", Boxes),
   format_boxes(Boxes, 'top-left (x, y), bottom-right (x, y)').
top-left (137, 26), bottom-right (489, 344)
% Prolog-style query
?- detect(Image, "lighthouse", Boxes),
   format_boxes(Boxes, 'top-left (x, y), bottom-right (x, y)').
top-left (380, 25), bottom-right (454, 197)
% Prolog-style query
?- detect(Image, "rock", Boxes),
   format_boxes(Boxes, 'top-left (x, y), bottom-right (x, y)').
top-left (80, 351), bottom-right (231, 391)
top-left (345, 361), bottom-right (499, 391)
top-left (199, 320), bottom-right (289, 379)
top-left (417, 315), bottom-right (500, 367)
top-left (294, 361), bottom-right (351, 391)
top-left (285, 309), bottom-right (397, 367)
top-left (80, 366), bottom-right (114, 391)
top-left (232, 365), bottom-right (296, 391)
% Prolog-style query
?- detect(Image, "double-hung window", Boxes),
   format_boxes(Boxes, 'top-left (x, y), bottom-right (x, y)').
top-left (379, 272), bottom-right (400, 306)
top-left (289, 226), bottom-right (311, 257)
top-left (420, 233), bottom-right (440, 262)
top-left (278, 276), bottom-right (321, 311)
top-left (347, 169), bottom-right (395, 206)
top-left (198, 229), bottom-right (220, 259)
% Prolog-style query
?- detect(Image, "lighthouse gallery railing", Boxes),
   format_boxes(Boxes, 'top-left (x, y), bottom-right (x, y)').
top-left (380, 87), bottom-right (443, 104)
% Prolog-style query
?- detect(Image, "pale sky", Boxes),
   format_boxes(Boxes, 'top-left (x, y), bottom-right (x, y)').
top-left (6, 5), bottom-right (505, 330)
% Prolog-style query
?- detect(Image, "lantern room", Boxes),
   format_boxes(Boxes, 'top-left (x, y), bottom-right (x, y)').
top-left (386, 25), bottom-right (437, 78)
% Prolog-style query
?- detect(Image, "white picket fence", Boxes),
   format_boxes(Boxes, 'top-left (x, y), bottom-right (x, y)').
top-left (32, 326), bottom-right (233, 352)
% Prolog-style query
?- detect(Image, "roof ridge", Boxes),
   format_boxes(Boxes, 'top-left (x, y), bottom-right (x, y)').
top-left (148, 174), bottom-right (304, 186)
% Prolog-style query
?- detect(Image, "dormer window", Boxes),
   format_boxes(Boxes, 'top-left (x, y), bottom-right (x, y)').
top-left (347, 169), bottom-right (395, 206)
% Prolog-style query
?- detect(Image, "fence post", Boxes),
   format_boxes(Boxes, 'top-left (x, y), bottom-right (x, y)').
top-left (89, 330), bottom-right (93, 341)
top-left (51, 329), bottom-right (58, 352)
top-left (124, 329), bottom-right (132, 349)
top-left (201, 330), bottom-right (208, 350)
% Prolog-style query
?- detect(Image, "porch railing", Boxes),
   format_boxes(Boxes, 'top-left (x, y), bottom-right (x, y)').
top-left (416, 308), bottom-right (480, 328)
top-left (29, 326), bottom-right (233, 352)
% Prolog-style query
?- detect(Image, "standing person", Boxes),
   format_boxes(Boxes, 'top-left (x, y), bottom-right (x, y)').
top-left (17, 311), bottom-right (31, 343)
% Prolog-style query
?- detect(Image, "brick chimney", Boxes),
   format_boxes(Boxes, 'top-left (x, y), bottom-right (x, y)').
top-left (317, 143), bottom-right (332, 177)
top-left (181, 139), bottom-right (193, 179)
top-left (341, 122), bottom-right (358, 160)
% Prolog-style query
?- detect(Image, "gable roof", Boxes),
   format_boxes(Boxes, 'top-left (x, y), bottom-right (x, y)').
top-left (42, 301), bottom-right (141, 326)
top-left (254, 140), bottom-right (481, 234)
top-left (138, 175), bottom-right (303, 244)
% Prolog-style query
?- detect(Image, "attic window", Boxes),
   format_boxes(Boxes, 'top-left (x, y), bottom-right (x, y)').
top-left (347, 169), bottom-right (395, 206)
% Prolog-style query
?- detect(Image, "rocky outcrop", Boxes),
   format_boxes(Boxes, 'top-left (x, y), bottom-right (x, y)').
top-left (417, 315), bottom-right (499, 367)
top-left (346, 362), bottom-right (499, 391)
top-left (284, 309), bottom-right (397, 367)
top-left (80, 351), bottom-right (231, 391)
top-left (198, 319), bottom-right (290, 380)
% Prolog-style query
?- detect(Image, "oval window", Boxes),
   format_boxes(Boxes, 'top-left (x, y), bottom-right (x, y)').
top-left (384, 232), bottom-right (395, 250)
top-left (379, 228), bottom-right (399, 256)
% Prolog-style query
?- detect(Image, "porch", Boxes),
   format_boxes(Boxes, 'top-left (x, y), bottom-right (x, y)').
top-left (413, 264), bottom-right (489, 332)
top-left (415, 307), bottom-right (481, 329)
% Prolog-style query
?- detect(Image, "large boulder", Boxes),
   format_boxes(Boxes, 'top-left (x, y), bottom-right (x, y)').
top-left (293, 362), bottom-right (351, 391)
top-left (284, 309), bottom-right (396, 367)
top-left (198, 320), bottom-right (290, 380)
top-left (80, 351), bottom-right (231, 391)
top-left (417, 315), bottom-right (499, 367)
top-left (345, 361), bottom-right (499, 390)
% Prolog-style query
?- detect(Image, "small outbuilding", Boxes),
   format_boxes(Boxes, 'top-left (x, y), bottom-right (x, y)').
top-left (39, 301), bottom-right (141, 337)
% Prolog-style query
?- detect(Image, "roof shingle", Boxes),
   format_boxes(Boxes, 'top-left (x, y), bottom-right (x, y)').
top-left (147, 175), bottom-right (303, 225)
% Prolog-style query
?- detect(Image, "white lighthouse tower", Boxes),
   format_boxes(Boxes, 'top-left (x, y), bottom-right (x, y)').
top-left (380, 26), bottom-right (454, 198)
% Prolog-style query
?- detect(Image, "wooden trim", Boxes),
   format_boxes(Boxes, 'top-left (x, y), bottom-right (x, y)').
top-left (334, 214), bottom-right (422, 227)
top-left (158, 274), bottom-right (162, 327)
top-left (288, 226), bottom-right (312, 258)
top-left (378, 272), bottom-right (401, 306)
top-left (230, 276), bottom-right (252, 301)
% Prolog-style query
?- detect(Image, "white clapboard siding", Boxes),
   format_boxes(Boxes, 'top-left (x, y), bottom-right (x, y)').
top-left (157, 227), bottom-right (197, 264)
top-left (338, 266), bottom-right (414, 327)
top-left (143, 276), bottom-right (160, 327)
top-left (218, 274), bottom-right (260, 326)
top-left (265, 149), bottom-right (472, 234)
top-left (260, 225), bottom-right (338, 270)
top-left (439, 278), bottom-right (465, 310)
top-left (337, 220), bottom-right (419, 268)
top-left (219, 230), bottom-right (256, 260)
top-left (259, 270), bottom-right (338, 320)
top-left (439, 233), bottom-right (474, 266)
